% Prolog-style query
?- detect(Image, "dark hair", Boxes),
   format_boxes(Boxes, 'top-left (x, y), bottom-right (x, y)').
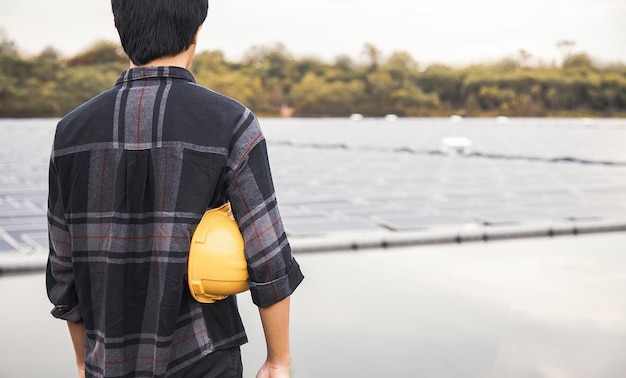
top-left (111, 0), bottom-right (208, 66)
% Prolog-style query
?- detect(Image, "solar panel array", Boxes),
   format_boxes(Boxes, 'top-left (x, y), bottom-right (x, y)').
top-left (1, 118), bottom-right (625, 271)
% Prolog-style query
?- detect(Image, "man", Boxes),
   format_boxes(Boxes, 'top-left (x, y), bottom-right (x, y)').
top-left (46, 1), bottom-right (304, 377)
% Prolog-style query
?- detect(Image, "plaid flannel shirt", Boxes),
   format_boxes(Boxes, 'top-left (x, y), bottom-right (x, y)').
top-left (46, 66), bottom-right (303, 377)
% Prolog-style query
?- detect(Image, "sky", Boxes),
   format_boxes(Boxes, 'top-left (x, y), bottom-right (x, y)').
top-left (1, 0), bottom-right (625, 67)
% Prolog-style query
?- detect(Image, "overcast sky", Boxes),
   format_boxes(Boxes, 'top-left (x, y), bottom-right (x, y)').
top-left (1, 0), bottom-right (625, 66)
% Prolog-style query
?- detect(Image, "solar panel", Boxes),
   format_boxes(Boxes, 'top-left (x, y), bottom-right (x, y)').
top-left (1, 118), bottom-right (626, 272)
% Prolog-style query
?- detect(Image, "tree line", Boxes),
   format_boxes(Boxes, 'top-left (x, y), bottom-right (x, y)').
top-left (1, 38), bottom-right (625, 118)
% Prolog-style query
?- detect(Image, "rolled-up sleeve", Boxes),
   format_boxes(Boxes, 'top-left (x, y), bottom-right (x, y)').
top-left (225, 111), bottom-right (304, 308)
top-left (46, 158), bottom-right (82, 322)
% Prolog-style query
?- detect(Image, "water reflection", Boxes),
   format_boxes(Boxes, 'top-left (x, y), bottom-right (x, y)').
top-left (1, 232), bottom-right (625, 377)
top-left (239, 232), bottom-right (626, 377)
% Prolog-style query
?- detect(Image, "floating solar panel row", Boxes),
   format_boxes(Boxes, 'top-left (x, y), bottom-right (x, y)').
top-left (268, 144), bottom-right (626, 237)
top-left (1, 119), bottom-right (626, 264)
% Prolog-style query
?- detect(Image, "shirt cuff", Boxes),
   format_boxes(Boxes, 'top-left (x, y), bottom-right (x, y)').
top-left (249, 257), bottom-right (304, 308)
top-left (51, 304), bottom-right (82, 323)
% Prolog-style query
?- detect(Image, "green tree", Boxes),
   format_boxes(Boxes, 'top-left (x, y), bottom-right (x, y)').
top-left (0, 37), bottom-right (625, 118)
top-left (419, 64), bottom-right (464, 111)
top-left (67, 41), bottom-right (127, 67)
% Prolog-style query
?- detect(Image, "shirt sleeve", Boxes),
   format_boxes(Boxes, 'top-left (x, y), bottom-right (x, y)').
top-left (46, 158), bottom-right (82, 322)
top-left (224, 110), bottom-right (304, 308)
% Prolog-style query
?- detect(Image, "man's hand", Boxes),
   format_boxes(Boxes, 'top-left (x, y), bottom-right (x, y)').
top-left (67, 321), bottom-right (86, 378)
top-left (257, 296), bottom-right (292, 378)
top-left (256, 360), bottom-right (290, 378)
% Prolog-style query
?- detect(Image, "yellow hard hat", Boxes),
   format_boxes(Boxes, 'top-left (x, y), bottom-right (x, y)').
top-left (188, 202), bottom-right (249, 303)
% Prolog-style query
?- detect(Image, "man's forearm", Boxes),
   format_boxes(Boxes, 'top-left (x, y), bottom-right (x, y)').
top-left (67, 321), bottom-right (86, 374)
top-left (258, 296), bottom-right (291, 364)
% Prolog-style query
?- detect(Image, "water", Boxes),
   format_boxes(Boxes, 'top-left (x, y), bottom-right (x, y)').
top-left (2, 232), bottom-right (626, 377)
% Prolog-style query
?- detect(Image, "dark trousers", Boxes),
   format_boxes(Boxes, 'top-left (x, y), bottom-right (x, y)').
top-left (181, 347), bottom-right (243, 378)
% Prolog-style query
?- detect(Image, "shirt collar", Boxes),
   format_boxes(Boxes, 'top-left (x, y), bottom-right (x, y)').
top-left (115, 66), bottom-right (196, 85)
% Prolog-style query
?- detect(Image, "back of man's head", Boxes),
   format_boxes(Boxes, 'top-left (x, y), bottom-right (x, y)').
top-left (112, 0), bottom-right (208, 66)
